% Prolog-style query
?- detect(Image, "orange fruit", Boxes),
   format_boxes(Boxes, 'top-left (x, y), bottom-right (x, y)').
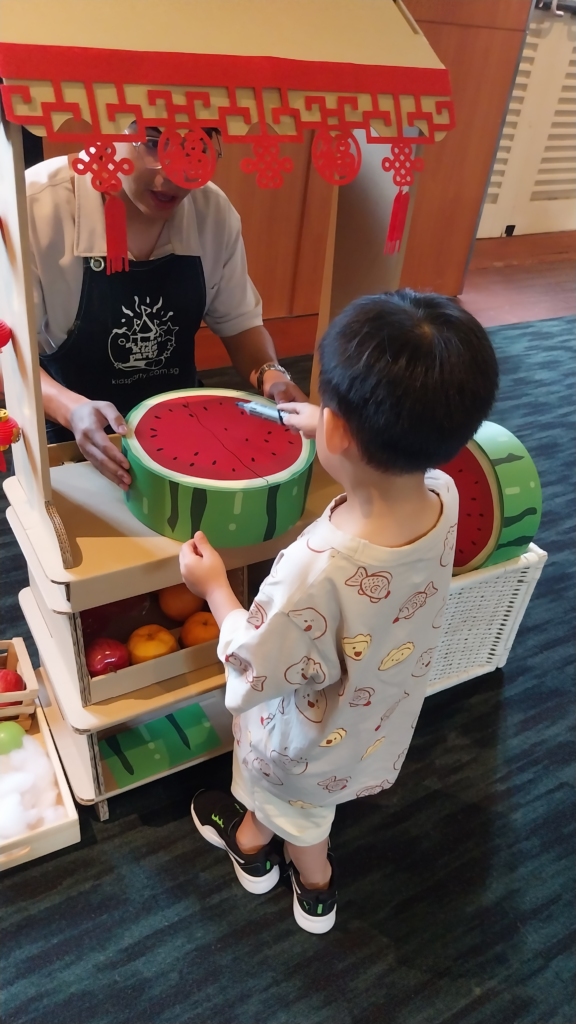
top-left (180, 611), bottom-right (220, 648)
top-left (158, 583), bottom-right (205, 622)
top-left (127, 624), bottom-right (179, 664)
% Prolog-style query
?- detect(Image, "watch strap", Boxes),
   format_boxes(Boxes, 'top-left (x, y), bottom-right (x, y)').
top-left (256, 361), bottom-right (292, 394)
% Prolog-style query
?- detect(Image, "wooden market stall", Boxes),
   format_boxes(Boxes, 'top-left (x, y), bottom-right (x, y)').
top-left (0, 1), bottom-right (543, 828)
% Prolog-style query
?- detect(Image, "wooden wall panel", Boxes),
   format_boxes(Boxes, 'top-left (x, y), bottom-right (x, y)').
top-left (400, 0), bottom-right (532, 296)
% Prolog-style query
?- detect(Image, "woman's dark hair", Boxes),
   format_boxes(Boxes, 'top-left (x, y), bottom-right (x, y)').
top-left (318, 289), bottom-right (499, 473)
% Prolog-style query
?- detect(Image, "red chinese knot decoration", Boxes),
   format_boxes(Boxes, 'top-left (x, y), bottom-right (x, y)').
top-left (382, 143), bottom-right (424, 187)
top-left (311, 127), bottom-right (361, 186)
top-left (72, 141), bottom-right (134, 193)
top-left (0, 320), bottom-right (13, 349)
top-left (240, 137), bottom-right (293, 189)
top-left (158, 128), bottom-right (217, 189)
top-left (382, 144), bottom-right (424, 256)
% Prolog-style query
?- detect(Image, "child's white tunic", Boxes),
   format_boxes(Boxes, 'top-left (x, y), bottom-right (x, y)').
top-left (218, 470), bottom-right (458, 809)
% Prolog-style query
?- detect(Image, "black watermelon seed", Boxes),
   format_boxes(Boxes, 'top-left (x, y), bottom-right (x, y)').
top-left (194, 452), bottom-right (199, 456)
top-left (189, 463), bottom-right (194, 467)
top-left (267, 431), bottom-right (272, 435)
top-left (212, 460), bottom-right (217, 465)
top-left (264, 439), bottom-right (269, 443)
top-left (156, 447), bottom-right (164, 451)
top-left (154, 415), bottom-right (161, 419)
top-left (203, 406), bottom-right (208, 411)
top-left (251, 457), bottom-right (255, 462)
top-left (172, 457), bottom-right (177, 461)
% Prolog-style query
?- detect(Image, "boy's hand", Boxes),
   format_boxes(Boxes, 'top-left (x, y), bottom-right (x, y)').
top-left (179, 531), bottom-right (228, 601)
top-left (278, 402), bottom-right (320, 439)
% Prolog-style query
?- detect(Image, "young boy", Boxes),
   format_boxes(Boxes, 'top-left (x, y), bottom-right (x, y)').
top-left (179, 290), bottom-right (499, 934)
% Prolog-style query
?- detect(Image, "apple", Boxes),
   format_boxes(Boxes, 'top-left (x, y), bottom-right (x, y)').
top-left (85, 638), bottom-right (130, 677)
top-left (0, 669), bottom-right (25, 707)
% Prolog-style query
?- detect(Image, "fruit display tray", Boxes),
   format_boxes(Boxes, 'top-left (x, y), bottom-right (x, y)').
top-left (0, 637), bottom-right (38, 719)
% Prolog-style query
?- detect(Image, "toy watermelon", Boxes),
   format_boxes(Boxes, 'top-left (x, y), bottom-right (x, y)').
top-left (439, 421), bottom-right (542, 575)
top-left (122, 389), bottom-right (315, 547)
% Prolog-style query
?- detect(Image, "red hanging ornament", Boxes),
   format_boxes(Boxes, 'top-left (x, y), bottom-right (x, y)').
top-left (311, 127), bottom-right (361, 186)
top-left (0, 409), bottom-right (21, 473)
top-left (384, 188), bottom-right (410, 255)
top-left (240, 137), bottom-right (293, 189)
top-left (382, 145), bottom-right (424, 255)
top-left (72, 142), bottom-right (133, 274)
top-left (104, 193), bottom-right (129, 274)
top-left (158, 128), bottom-right (217, 189)
top-left (0, 320), bottom-right (12, 349)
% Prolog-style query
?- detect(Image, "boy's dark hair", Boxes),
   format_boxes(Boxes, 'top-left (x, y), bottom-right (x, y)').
top-left (318, 289), bottom-right (499, 473)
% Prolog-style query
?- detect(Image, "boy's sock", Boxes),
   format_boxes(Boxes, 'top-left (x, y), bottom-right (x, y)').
top-left (191, 790), bottom-right (281, 895)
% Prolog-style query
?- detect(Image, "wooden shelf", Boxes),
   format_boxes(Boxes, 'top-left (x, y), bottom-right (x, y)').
top-left (5, 461), bottom-right (340, 612)
top-left (20, 587), bottom-right (227, 733)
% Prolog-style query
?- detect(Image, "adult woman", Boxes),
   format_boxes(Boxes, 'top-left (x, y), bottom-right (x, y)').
top-left (22, 126), bottom-right (305, 489)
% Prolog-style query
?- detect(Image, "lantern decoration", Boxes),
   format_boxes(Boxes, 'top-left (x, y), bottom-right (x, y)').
top-left (0, 409), bottom-right (21, 473)
top-left (0, 320), bottom-right (13, 349)
top-left (0, 20), bottom-right (456, 271)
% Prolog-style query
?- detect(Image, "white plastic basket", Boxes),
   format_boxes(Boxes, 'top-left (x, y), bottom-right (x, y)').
top-left (428, 544), bottom-right (547, 694)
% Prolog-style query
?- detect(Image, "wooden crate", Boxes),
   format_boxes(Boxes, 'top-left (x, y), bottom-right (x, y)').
top-left (0, 637), bottom-right (38, 720)
top-left (0, 706), bottom-right (80, 871)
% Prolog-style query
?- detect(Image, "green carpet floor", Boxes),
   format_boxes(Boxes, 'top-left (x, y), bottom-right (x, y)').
top-left (0, 316), bottom-right (574, 1024)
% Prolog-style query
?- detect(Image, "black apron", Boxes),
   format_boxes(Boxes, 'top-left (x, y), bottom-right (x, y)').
top-left (40, 254), bottom-right (206, 442)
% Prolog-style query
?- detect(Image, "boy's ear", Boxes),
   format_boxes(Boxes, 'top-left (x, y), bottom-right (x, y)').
top-left (323, 407), bottom-right (355, 455)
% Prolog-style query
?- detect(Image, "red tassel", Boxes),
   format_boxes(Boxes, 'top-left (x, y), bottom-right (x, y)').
top-left (104, 193), bottom-right (129, 274)
top-left (384, 188), bottom-right (410, 255)
top-left (0, 451), bottom-right (6, 473)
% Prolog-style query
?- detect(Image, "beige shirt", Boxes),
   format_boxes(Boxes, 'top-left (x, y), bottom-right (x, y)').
top-left (25, 157), bottom-right (263, 354)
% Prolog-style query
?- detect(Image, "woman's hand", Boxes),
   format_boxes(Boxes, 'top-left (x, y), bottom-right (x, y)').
top-left (179, 532), bottom-right (241, 626)
top-left (68, 401), bottom-right (131, 490)
top-left (264, 377), bottom-right (308, 405)
top-left (277, 402), bottom-right (320, 439)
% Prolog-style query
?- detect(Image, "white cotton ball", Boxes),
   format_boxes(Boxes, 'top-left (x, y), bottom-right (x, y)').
top-left (0, 792), bottom-right (29, 839)
top-left (0, 771), bottom-right (35, 798)
top-left (41, 805), bottom-right (67, 826)
top-left (30, 785), bottom-right (58, 813)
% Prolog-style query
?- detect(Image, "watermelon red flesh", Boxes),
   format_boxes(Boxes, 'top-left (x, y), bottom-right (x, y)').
top-left (439, 445), bottom-right (498, 570)
top-left (134, 395), bottom-right (302, 481)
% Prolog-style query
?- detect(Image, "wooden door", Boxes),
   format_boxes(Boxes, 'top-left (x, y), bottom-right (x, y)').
top-left (400, 0), bottom-right (532, 296)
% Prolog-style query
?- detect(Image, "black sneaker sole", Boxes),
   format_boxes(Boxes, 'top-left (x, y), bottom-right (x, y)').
top-left (292, 891), bottom-right (337, 934)
top-left (191, 804), bottom-right (280, 895)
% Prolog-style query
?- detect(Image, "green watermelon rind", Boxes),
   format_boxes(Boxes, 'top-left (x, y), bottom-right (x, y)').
top-left (122, 389), bottom-right (315, 547)
top-left (473, 421), bottom-right (542, 567)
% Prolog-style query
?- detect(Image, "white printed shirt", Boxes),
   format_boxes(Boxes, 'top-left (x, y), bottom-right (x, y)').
top-left (25, 157), bottom-right (263, 354)
top-left (218, 470), bottom-right (459, 808)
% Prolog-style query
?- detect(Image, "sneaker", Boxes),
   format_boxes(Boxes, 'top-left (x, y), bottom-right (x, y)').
top-left (191, 790), bottom-right (281, 895)
top-left (287, 851), bottom-right (338, 933)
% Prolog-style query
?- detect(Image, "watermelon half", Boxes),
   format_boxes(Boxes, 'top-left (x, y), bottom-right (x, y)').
top-left (439, 421), bottom-right (542, 574)
top-left (123, 389), bottom-right (315, 547)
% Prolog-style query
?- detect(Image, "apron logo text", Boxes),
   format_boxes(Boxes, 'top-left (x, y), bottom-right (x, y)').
top-left (109, 295), bottom-right (178, 373)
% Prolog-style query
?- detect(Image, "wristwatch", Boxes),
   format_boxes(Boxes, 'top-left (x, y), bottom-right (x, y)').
top-left (256, 361), bottom-right (292, 395)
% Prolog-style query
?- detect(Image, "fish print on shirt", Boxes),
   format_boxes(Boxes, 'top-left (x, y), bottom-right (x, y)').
top-left (379, 643), bottom-right (415, 671)
top-left (375, 691), bottom-right (410, 731)
top-left (393, 748), bottom-right (408, 771)
top-left (320, 728), bottom-right (347, 747)
top-left (345, 567), bottom-right (392, 602)
top-left (349, 687), bottom-right (375, 707)
top-left (317, 776), bottom-right (350, 792)
top-left (295, 687), bottom-right (328, 724)
top-left (285, 657), bottom-right (326, 686)
top-left (307, 537), bottom-right (336, 555)
top-left (289, 800), bottom-right (318, 809)
top-left (271, 750), bottom-right (308, 774)
top-left (225, 653), bottom-right (267, 691)
top-left (247, 601), bottom-right (267, 629)
top-left (288, 607), bottom-right (328, 640)
top-left (356, 780), bottom-right (394, 797)
top-left (232, 717), bottom-right (242, 746)
top-left (440, 524), bottom-right (457, 567)
top-left (342, 634), bottom-right (372, 660)
top-left (411, 648), bottom-right (436, 678)
top-left (393, 582), bottom-right (438, 623)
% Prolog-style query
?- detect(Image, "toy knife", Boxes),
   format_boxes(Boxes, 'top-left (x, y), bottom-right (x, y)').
top-left (236, 400), bottom-right (285, 425)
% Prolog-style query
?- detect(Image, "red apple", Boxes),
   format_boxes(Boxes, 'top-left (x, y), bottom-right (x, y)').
top-left (85, 638), bottom-right (130, 677)
top-left (0, 668), bottom-right (26, 707)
